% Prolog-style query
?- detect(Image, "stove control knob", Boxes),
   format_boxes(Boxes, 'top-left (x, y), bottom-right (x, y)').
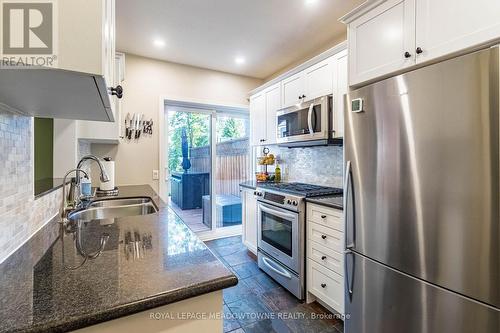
top-left (253, 191), bottom-right (257, 196)
top-left (257, 192), bottom-right (262, 197)
top-left (292, 200), bottom-right (298, 206)
top-left (286, 199), bottom-right (292, 205)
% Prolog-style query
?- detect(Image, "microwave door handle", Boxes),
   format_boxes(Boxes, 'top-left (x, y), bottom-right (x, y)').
top-left (260, 204), bottom-right (296, 221)
top-left (307, 103), bottom-right (314, 136)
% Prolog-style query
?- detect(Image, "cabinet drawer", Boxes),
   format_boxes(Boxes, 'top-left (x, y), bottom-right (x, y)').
top-left (307, 240), bottom-right (343, 276)
top-left (308, 259), bottom-right (344, 314)
top-left (307, 204), bottom-right (343, 231)
top-left (307, 222), bottom-right (343, 252)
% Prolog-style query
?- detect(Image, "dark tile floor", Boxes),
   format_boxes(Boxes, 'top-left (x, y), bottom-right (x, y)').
top-left (205, 236), bottom-right (343, 333)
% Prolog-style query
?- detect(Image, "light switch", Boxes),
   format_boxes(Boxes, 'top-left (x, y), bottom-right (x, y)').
top-left (152, 170), bottom-right (159, 180)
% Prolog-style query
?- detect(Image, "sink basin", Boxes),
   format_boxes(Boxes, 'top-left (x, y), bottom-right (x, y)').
top-left (68, 198), bottom-right (158, 222)
top-left (88, 197), bottom-right (154, 208)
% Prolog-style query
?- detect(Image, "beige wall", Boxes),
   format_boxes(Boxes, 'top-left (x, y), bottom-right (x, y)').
top-left (92, 54), bottom-right (263, 192)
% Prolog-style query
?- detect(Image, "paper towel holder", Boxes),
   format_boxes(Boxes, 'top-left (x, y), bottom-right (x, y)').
top-left (97, 157), bottom-right (119, 196)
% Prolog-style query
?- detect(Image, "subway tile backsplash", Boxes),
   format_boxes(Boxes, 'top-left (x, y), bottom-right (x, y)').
top-left (277, 145), bottom-right (343, 188)
top-left (0, 111), bottom-right (62, 264)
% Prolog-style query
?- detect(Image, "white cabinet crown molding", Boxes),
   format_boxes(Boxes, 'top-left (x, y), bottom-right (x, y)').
top-left (248, 41), bottom-right (347, 97)
top-left (339, 0), bottom-right (389, 24)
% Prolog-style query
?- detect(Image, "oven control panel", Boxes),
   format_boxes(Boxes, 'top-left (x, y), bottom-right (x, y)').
top-left (255, 189), bottom-right (302, 210)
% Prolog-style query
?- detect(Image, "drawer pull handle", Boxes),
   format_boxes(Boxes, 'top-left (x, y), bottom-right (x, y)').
top-left (321, 235), bottom-right (327, 240)
top-left (321, 283), bottom-right (327, 288)
top-left (321, 215), bottom-right (327, 219)
top-left (321, 256), bottom-right (327, 260)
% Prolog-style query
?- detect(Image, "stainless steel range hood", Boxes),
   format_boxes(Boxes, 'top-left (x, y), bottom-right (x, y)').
top-left (0, 66), bottom-right (113, 122)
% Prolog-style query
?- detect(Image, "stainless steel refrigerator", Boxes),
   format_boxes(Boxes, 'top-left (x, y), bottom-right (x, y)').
top-left (344, 46), bottom-right (500, 333)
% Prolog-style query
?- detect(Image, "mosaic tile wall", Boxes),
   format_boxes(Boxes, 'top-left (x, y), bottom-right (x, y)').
top-left (0, 111), bottom-right (63, 264)
top-left (276, 145), bottom-right (344, 188)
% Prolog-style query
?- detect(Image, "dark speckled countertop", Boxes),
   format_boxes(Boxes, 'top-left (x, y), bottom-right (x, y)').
top-left (0, 185), bottom-right (237, 333)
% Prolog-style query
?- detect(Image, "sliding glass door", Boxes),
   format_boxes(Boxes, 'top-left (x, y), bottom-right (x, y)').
top-left (165, 104), bottom-right (249, 238)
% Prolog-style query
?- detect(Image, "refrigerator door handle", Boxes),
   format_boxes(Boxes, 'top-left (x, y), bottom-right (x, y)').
top-left (345, 250), bottom-right (354, 299)
top-left (344, 160), bottom-right (355, 249)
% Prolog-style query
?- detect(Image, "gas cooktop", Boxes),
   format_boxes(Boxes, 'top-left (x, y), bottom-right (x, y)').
top-left (257, 182), bottom-right (342, 197)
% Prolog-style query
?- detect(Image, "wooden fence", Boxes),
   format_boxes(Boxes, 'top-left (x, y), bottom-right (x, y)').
top-left (189, 138), bottom-right (251, 197)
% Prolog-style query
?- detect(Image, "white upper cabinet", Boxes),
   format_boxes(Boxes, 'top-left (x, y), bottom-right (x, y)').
top-left (343, 0), bottom-right (500, 86)
top-left (249, 92), bottom-right (266, 146)
top-left (282, 57), bottom-right (334, 108)
top-left (281, 72), bottom-right (304, 108)
top-left (415, 0), bottom-right (500, 64)
top-left (332, 50), bottom-right (348, 138)
top-left (304, 58), bottom-right (334, 101)
top-left (264, 83), bottom-right (281, 145)
top-left (346, 0), bottom-right (416, 86)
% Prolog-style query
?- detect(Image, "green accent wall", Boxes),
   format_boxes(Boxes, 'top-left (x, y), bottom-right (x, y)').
top-left (34, 117), bottom-right (53, 182)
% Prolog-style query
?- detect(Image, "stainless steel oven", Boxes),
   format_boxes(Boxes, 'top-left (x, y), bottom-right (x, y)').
top-left (255, 188), bottom-right (305, 299)
top-left (276, 95), bottom-right (334, 146)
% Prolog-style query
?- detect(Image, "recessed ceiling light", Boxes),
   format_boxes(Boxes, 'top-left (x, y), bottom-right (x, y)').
top-left (235, 56), bottom-right (246, 65)
top-left (153, 39), bottom-right (166, 48)
top-left (305, 0), bottom-right (318, 5)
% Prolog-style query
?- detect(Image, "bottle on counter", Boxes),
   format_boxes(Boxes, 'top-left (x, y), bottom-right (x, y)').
top-left (275, 164), bottom-right (281, 182)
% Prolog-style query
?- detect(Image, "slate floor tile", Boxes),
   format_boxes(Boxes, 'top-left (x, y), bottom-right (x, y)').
top-left (243, 318), bottom-right (292, 333)
top-left (223, 279), bottom-right (256, 304)
top-left (206, 236), bottom-right (242, 248)
top-left (280, 304), bottom-right (335, 333)
top-left (224, 305), bottom-right (241, 332)
top-left (215, 242), bottom-right (246, 257)
top-left (262, 287), bottom-right (299, 312)
top-left (232, 261), bottom-right (262, 279)
top-left (227, 294), bottom-right (273, 327)
top-left (224, 249), bottom-right (254, 266)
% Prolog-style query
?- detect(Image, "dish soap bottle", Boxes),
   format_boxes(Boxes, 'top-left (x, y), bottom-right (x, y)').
top-left (275, 164), bottom-right (281, 183)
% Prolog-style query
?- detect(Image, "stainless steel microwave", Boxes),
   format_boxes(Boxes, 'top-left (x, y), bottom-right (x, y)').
top-left (276, 95), bottom-right (340, 147)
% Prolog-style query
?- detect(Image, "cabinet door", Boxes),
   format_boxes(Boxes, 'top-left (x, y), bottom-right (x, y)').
top-left (249, 93), bottom-right (266, 146)
top-left (281, 72), bottom-right (304, 108)
top-left (241, 188), bottom-right (258, 254)
top-left (332, 50), bottom-right (348, 138)
top-left (348, 0), bottom-right (415, 86)
top-left (264, 83), bottom-right (281, 145)
top-left (416, 0), bottom-right (500, 64)
top-left (304, 57), bottom-right (333, 102)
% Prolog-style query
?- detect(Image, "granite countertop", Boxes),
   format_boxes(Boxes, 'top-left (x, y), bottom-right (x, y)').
top-left (305, 195), bottom-right (344, 210)
top-left (0, 185), bottom-right (237, 333)
top-left (34, 178), bottom-right (69, 199)
top-left (239, 180), bottom-right (258, 190)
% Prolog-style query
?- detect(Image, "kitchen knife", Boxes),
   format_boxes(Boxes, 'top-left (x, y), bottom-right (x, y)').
top-left (129, 113), bottom-right (135, 139)
top-left (124, 113), bottom-right (131, 138)
top-left (137, 114), bottom-right (144, 138)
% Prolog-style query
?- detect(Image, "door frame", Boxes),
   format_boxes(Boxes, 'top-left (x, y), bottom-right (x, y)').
top-left (158, 95), bottom-right (249, 241)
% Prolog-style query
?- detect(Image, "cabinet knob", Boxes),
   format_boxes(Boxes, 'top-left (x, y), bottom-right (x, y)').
top-left (110, 85), bottom-right (123, 99)
top-left (301, 94), bottom-right (306, 99)
top-left (298, 95), bottom-right (303, 100)
top-left (321, 256), bottom-right (327, 260)
top-left (321, 215), bottom-right (326, 219)
top-left (321, 235), bottom-right (327, 240)
top-left (321, 283), bottom-right (327, 288)
top-left (404, 52), bottom-right (412, 59)
top-left (416, 47), bottom-right (423, 54)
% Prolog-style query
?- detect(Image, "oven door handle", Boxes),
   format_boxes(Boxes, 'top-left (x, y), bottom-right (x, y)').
top-left (259, 203), bottom-right (297, 221)
top-left (262, 257), bottom-right (292, 279)
top-left (307, 103), bottom-right (314, 136)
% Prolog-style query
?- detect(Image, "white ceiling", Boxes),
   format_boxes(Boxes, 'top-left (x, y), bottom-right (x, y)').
top-left (116, 0), bottom-right (364, 79)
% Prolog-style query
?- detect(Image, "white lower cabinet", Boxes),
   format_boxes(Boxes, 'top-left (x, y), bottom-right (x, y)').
top-left (306, 203), bottom-right (344, 315)
top-left (241, 187), bottom-right (258, 254)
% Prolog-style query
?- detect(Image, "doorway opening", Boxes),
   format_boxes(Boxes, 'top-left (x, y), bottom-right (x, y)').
top-left (160, 99), bottom-right (250, 240)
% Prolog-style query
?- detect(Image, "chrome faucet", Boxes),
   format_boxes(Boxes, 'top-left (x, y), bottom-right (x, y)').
top-left (76, 155), bottom-right (110, 183)
top-left (60, 155), bottom-right (110, 224)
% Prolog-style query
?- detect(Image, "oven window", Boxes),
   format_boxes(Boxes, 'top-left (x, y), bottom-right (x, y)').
top-left (261, 211), bottom-right (293, 256)
top-left (277, 104), bottom-right (322, 139)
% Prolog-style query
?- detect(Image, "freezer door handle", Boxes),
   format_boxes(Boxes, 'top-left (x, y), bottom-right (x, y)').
top-left (345, 250), bottom-right (354, 299)
top-left (344, 160), bottom-right (355, 249)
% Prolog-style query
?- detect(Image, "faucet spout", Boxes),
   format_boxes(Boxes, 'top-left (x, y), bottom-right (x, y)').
top-left (76, 155), bottom-right (110, 183)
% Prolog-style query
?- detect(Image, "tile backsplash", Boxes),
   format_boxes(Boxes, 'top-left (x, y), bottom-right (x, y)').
top-left (0, 111), bottom-right (62, 264)
top-left (276, 145), bottom-right (344, 188)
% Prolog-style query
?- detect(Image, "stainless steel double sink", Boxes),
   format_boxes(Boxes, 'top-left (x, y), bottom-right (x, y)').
top-left (68, 197), bottom-right (158, 222)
